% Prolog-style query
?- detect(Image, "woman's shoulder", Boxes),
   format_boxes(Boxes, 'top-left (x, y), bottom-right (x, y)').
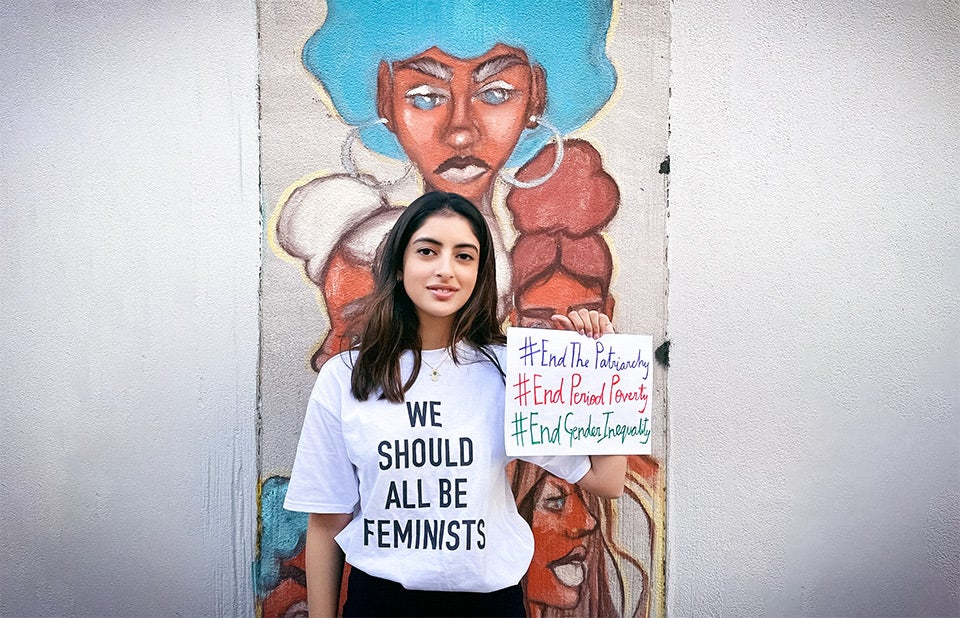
top-left (301, 351), bottom-right (358, 408)
top-left (315, 350), bottom-right (358, 383)
top-left (455, 342), bottom-right (507, 377)
top-left (459, 341), bottom-right (505, 358)
top-left (488, 343), bottom-right (507, 363)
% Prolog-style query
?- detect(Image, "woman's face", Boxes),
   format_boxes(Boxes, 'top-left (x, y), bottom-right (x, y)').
top-left (379, 44), bottom-right (545, 203)
top-left (527, 476), bottom-right (599, 609)
top-left (516, 270), bottom-right (609, 329)
top-left (401, 212), bottom-right (480, 340)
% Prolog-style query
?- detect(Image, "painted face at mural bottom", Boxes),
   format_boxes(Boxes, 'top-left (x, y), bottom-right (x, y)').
top-left (516, 270), bottom-right (609, 329)
top-left (528, 475), bottom-right (599, 609)
top-left (381, 44), bottom-right (543, 204)
top-left (401, 212), bottom-right (480, 337)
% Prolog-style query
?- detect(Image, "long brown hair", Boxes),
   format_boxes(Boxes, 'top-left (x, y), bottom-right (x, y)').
top-left (350, 191), bottom-right (505, 402)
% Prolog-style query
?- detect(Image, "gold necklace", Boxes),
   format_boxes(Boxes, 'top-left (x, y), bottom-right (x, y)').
top-left (423, 352), bottom-right (450, 381)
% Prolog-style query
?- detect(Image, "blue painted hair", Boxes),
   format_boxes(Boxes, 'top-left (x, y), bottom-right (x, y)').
top-left (303, 0), bottom-right (617, 166)
top-left (253, 476), bottom-right (306, 596)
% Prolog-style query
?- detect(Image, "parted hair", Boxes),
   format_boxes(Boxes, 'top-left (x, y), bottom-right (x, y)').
top-left (350, 191), bottom-right (506, 403)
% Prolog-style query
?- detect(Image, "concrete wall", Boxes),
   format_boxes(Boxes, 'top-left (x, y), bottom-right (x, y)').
top-left (1, 0), bottom-right (957, 616)
top-left (668, 0), bottom-right (960, 615)
top-left (0, 2), bottom-right (260, 616)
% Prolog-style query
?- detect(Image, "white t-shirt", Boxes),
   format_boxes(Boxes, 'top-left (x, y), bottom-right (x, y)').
top-left (284, 344), bottom-right (591, 592)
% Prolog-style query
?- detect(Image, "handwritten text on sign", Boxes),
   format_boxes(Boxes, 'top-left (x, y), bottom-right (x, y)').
top-left (504, 328), bottom-right (653, 456)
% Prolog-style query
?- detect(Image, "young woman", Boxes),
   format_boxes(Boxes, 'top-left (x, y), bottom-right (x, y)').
top-left (284, 191), bottom-right (626, 617)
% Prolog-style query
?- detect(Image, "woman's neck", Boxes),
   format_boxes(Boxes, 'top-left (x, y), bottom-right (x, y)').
top-left (418, 319), bottom-right (454, 350)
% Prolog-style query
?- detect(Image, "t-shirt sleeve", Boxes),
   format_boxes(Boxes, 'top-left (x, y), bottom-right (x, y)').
top-left (283, 362), bottom-right (359, 514)
top-left (518, 454), bottom-right (592, 485)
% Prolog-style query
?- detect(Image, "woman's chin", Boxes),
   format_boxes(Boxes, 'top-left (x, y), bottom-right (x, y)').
top-left (534, 591), bottom-right (581, 611)
top-left (528, 577), bottom-right (583, 610)
top-left (425, 175), bottom-right (492, 204)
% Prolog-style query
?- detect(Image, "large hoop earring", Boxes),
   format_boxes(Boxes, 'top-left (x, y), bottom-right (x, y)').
top-left (341, 118), bottom-right (412, 188)
top-left (498, 116), bottom-right (565, 189)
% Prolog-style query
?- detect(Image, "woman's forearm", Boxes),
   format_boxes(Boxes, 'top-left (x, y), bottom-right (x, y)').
top-left (305, 512), bottom-right (353, 618)
top-left (577, 454), bottom-right (627, 498)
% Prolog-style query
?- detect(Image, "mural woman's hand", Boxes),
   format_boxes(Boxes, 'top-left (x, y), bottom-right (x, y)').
top-left (551, 309), bottom-right (614, 339)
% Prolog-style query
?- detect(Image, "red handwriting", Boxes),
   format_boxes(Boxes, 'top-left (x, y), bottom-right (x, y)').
top-left (564, 373), bottom-right (648, 411)
top-left (532, 374), bottom-right (565, 405)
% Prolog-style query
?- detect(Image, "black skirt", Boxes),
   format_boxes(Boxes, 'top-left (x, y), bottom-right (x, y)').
top-left (342, 567), bottom-right (526, 617)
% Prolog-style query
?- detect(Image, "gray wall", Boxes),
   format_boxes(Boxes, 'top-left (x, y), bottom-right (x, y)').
top-left (1, 0), bottom-right (957, 616)
top-left (0, 2), bottom-right (260, 615)
top-left (668, 0), bottom-right (960, 615)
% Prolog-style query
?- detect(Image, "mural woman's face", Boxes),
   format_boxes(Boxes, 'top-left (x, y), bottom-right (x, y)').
top-left (378, 44), bottom-right (545, 203)
top-left (516, 270), bottom-right (611, 329)
top-left (527, 475), bottom-right (599, 609)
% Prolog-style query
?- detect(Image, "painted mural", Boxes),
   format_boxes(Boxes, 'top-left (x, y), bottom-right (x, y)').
top-left (256, 0), bottom-right (669, 615)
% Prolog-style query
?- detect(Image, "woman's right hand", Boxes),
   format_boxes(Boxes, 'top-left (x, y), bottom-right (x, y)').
top-left (550, 309), bottom-right (614, 339)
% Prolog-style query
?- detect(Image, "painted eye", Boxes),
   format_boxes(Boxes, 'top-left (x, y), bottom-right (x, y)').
top-left (544, 494), bottom-right (566, 512)
top-left (476, 80), bottom-right (516, 106)
top-left (478, 88), bottom-right (512, 105)
top-left (405, 85), bottom-right (449, 111)
top-left (518, 315), bottom-right (551, 329)
top-left (409, 93), bottom-right (446, 110)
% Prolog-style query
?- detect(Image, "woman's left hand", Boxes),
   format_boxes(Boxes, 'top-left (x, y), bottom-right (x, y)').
top-left (551, 309), bottom-right (615, 339)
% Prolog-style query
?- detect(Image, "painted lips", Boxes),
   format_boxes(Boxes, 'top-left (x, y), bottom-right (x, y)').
top-left (548, 546), bottom-right (588, 587)
top-left (435, 156), bottom-right (490, 184)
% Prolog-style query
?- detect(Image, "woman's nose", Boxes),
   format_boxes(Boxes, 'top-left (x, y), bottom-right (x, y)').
top-left (443, 95), bottom-right (478, 151)
top-left (567, 494), bottom-right (598, 539)
top-left (435, 255), bottom-right (455, 278)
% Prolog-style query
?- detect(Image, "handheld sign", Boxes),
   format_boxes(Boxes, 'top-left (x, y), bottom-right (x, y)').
top-left (504, 327), bottom-right (653, 456)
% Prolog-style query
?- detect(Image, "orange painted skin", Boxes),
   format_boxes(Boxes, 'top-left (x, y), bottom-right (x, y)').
top-left (313, 248), bottom-right (375, 370)
top-left (515, 270), bottom-right (611, 329)
top-left (261, 549), bottom-right (307, 617)
top-left (527, 476), bottom-right (599, 613)
top-left (378, 44), bottom-right (545, 205)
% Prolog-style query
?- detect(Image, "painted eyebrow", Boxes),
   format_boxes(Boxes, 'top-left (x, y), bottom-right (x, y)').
top-left (412, 236), bottom-right (480, 252)
top-left (520, 300), bottom-right (603, 315)
top-left (473, 54), bottom-right (527, 82)
top-left (398, 57), bottom-right (453, 82)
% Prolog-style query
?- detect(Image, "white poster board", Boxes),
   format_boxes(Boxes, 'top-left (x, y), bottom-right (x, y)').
top-left (504, 327), bottom-right (653, 456)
